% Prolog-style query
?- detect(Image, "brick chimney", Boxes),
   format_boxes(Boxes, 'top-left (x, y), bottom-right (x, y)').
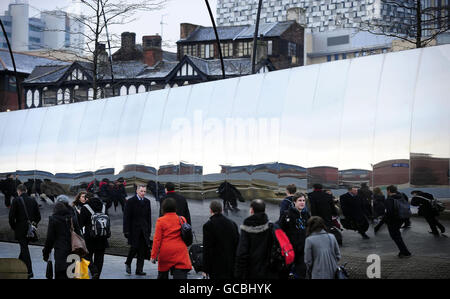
top-left (121, 32), bottom-right (136, 49)
top-left (180, 23), bottom-right (200, 39)
top-left (143, 35), bottom-right (162, 67)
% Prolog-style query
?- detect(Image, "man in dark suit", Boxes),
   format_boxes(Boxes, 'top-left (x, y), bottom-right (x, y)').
top-left (9, 184), bottom-right (41, 278)
top-left (202, 200), bottom-right (240, 279)
top-left (340, 186), bottom-right (370, 239)
top-left (123, 185), bottom-right (152, 275)
top-left (307, 183), bottom-right (337, 229)
top-left (160, 182), bottom-right (191, 225)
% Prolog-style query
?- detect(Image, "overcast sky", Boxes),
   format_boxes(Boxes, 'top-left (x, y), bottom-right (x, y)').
top-left (0, 0), bottom-right (218, 52)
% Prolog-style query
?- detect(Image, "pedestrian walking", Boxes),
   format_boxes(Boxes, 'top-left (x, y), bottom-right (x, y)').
top-left (308, 184), bottom-right (338, 229)
top-left (373, 187), bottom-right (386, 233)
top-left (1, 173), bottom-right (20, 208)
top-left (384, 185), bottom-right (412, 258)
top-left (217, 181), bottom-right (244, 215)
top-left (202, 200), bottom-right (240, 279)
top-left (150, 197), bottom-right (192, 279)
top-left (279, 192), bottom-right (310, 279)
top-left (340, 186), bottom-right (370, 239)
top-left (79, 194), bottom-right (110, 279)
top-left (160, 182), bottom-right (191, 225)
top-left (235, 199), bottom-right (280, 279)
top-left (72, 191), bottom-right (87, 215)
top-left (123, 185), bottom-right (152, 275)
top-left (304, 216), bottom-right (341, 279)
top-left (411, 190), bottom-right (445, 236)
top-left (42, 195), bottom-right (81, 279)
top-left (358, 183), bottom-right (374, 222)
top-left (8, 184), bottom-right (41, 278)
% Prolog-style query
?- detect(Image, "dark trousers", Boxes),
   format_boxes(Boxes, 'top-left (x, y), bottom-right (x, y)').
top-left (18, 238), bottom-right (32, 274)
top-left (157, 268), bottom-right (189, 279)
top-left (125, 233), bottom-right (147, 273)
top-left (425, 215), bottom-right (445, 234)
top-left (86, 247), bottom-right (105, 279)
top-left (356, 218), bottom-right (369, 235)
top-left (5, 195), bottom-right (12, 207)
top-left (387, 220), bottom-right (411, 255)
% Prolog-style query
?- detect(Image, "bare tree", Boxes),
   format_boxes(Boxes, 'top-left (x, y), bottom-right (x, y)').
top-left (44, 0), bottom-right (167, 99)
top-left (357, 0), bottom-right (449, 48)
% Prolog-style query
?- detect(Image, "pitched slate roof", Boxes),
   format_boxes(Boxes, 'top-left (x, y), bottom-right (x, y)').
top-left (178, 21), bottom-right (297, 43)
top-left (0, 49), bottom-right (68, 74)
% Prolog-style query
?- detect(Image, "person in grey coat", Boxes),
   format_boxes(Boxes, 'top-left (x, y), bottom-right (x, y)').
top-left (304, 216), bottom-right (341, 279)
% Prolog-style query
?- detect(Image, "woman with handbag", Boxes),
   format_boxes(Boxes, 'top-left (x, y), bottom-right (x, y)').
top-left (304, 216), bottom-right (341, 279)
top-left (43, 195), bottom-right (83, 279)
top-left (150, 197), bottom-right (192, 279)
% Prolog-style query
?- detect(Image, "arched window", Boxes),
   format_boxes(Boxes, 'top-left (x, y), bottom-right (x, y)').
top-left (26, 90), bottom-right (33, 108)
top-left (33, 90), bottom-right (40, 107)
top-left (120, 86), bottom-right (127, 96)
top-left (128, 85), bottom-right (136, 95)
top-left (64, 89), bottom-right (71, 104)
top-left (57, 89), bottom-right (63, 105)
top-left (138, 85), bottom-right (146, 93)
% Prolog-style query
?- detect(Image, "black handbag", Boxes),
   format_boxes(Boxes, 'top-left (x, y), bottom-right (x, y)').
top-left (178, 216), bottom-right (193, 247)
top-left (327, 234), bottom-right (349, 279)
top-left (46, 257), bottom-right (53, 279)
top-left (18, 196), bottom-right (38, 242)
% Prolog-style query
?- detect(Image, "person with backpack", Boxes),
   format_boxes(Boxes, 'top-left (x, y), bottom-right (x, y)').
top-left (304, 216), bottom-right (341, 279)
top-left (235, 199), bottom-right (281, 279)
top-left (411, 190), bottom-right (445, 236)
top-left (279, 184), bottom-right (297, 220)
top-left (42, 195), bottom-right (81, 279)
top-left (202, 200), bottom-right (240, 279)
top-left (79, 193), bottom-right (110, 279)
top-left (150, 197), bottom-right (192, 279)
top-left (279, 192), bottom-right (310, 279)
top-left (384, 185), bottom-right (412, 258)
top-left (9, 184), bottom-right (41, 278)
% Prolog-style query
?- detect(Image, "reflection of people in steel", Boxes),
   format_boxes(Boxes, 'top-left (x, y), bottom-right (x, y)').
top-left (111, 177), bottom-right (127, 212)
top-left (217, 181), bottom-right (244, 215)
top-left (1, 173), bottom-right (20, 208)
top-left (340, 186), bottom-right (370, 239)
top-left (411, 190), bottom-right (446, 236)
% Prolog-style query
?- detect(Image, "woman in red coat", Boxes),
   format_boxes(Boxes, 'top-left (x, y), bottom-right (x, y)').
top-left (150, 197), bottom-right (192, 279)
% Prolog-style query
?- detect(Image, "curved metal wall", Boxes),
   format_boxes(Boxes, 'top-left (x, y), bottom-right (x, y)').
top-left (0, 45), bottom-right (449, 200)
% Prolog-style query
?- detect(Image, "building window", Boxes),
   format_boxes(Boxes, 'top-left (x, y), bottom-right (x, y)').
top-left (129, 85), bottom-right (136, 95)
top-left (57, 89), bottom-right (63, 105)
top-left (43, 89), bottom-right (57, 107)
top-left (334, 54), bottom-right (339, 60)
top-left (327, 55), bottom-right (331, 62)
top-left (220, 42), bottom-right (233, 57)
top-left (268, 40), bottom-right (273, 55)
top-left (342, 53), bottom-right (347, 59)
top-left (120, 86), bottom-right (127, 96)
top-left (88, 88), bottom-right (94, 100)
top-left (238, 41), bottom-right (253, 57)
top-left (354, 52), bottom-right (360, 57)
top-left (26, 90), bottom-right (33, 108)
top-left (33, 90), bottom-right (40, 107)
top-left (64, 89), bottom-right (70, 103)
top-left (138, 85), bottom-right (146, 93)
top-left (288, 42), bottom-right (297, 57)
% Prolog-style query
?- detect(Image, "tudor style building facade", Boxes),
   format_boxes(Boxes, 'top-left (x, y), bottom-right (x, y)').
top-left (22, 21), bottom-right (304, 109)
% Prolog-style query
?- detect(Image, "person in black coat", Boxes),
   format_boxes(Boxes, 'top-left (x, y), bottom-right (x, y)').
top-left (8, 184), bottom-right (41, 278)
top-left (373, 187), bottom-right (387, 233)
top-left (235, 199), bottom-right (279, 279)
top-left (42, 195), bottom-right (81, 279)
top-left (384, 185), bottom-right (411, 258)
top-left (123, 185), bottom-right (152, 275)
top-left (79, 195), bottom-right (110, 279)
top-left (340, 186), bottom-right (370, 239)
top-left (279, 184), bottom-right (297, 220)
top-left (279, 193), bottom-right (310, 279)
top-left (411, 190), bottom-right (445, 236)
top-left (202, 200), bottom-right (240, 279)
top-left (307, 184), bottom-right (337, 229)
top-left (2, 173), bottom-right (21, 208)
top-left (358, 183), bottom-right (373, 222)
top-left (160, 182), bottom-right (191, 225)
top-left (217, 181), bottom-right (244, 215)
top-left (111, 178), bottom-right (127, 212)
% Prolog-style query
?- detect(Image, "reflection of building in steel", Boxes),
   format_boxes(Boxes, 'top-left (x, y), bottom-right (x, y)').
top-left (120, 164), bottom-right (157, 175)
top-left (373, 159), bottom-right (409, 186)
top-left (338, 169), bottom-right (372, 188)
top-left (221, 165), bottom-right (252, 175)
top-left (158, 162), bottom-right (203, 176)
top-left (220, 163), bottom-right (307, 177)
top-left (410, 153), bottom-right (449, 186)
top-left (278, 163), bottom-right (307, 179)
top-left (307, 166), bottom-right (339, 188)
